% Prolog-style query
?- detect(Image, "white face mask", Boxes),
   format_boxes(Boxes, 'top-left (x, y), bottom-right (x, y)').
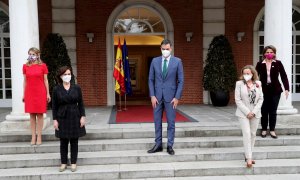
top-left (243, 74), bottom-right (253, 82)
top-left (61, 75), bottom-right (71, 83)
top-left (161, 50), bottom-right (171, 58)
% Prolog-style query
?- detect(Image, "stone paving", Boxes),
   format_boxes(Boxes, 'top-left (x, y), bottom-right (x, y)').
top-left (1, 102), bottom-right (300, 131)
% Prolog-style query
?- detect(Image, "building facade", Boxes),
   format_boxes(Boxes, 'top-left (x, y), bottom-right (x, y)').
top-left (0, 0), bottom-right (299, 113)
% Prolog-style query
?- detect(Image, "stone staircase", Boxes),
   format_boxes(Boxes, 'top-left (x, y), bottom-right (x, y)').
top-left (1, 124), bottom-right (300, 179)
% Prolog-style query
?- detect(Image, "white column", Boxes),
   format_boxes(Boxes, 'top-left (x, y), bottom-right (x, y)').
top-left (264, 0), bottom-right (298, 115)
top-left (0, 0), bottom-right (49, 132)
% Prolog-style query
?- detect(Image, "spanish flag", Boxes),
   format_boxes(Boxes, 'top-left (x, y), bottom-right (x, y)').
top-left (113, 39), bottom-right (126, 95)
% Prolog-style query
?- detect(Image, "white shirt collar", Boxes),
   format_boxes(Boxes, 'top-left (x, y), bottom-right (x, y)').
top-left (262, 59), bottom-right (276, 63)
top-left (162, 55), bottom-right (171, 61)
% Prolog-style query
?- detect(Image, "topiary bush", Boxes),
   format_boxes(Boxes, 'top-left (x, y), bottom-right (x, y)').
top-left (203, 35), bottom-right (237, 106)
top-left (41, 33), bottom-right (74, 107)
top-left (203, 35), bottom-right (237, 92)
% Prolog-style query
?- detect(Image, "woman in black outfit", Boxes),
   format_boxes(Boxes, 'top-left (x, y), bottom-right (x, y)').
top-left (52, 66), bottom-right (86, 172)
top-left (255, 45), bottom-right (289, 139)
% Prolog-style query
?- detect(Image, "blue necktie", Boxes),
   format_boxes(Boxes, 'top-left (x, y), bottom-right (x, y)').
top-left (162, 59), bottom-right (167, 78)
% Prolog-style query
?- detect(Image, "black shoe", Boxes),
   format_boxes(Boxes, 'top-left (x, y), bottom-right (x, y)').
top-left (147, 145), bottom-right (163, 153)
top-left (167, 146), bottom-right (175, 155)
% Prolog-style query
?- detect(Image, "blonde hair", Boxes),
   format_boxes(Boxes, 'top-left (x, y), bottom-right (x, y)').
top-left (26, 47), bottom-right (43, 65)
top-left (239, 65), bottom-right (259, 81)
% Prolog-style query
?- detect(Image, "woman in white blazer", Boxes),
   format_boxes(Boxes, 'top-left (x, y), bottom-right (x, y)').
top-left (235, 65), bottom-right (264, 168)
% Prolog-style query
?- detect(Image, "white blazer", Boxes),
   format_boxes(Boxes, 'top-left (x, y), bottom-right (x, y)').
top-left (235, 80), bottom-right (264, 118)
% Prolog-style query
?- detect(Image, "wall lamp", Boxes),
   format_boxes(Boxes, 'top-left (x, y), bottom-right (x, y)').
top-left (237, 32), bottom-right (245, 42)
top-left (86, 33), bottom-right (94, 43)
top-left (185, 32), bottom-right (193, 42)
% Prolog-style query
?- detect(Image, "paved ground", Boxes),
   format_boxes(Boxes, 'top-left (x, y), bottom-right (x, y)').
top-left (1, 102), bottom-right (299, 132)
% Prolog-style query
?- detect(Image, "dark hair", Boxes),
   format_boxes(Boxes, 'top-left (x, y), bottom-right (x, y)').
top-left (262, 45), bottom-right (277, 60)
top-left (161, 39), bottom-right (172, 46)
top-left (56, 66), bottom-right (72, 84)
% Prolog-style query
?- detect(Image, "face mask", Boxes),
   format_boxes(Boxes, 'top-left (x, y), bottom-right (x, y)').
top-left (265, 53), bottom-right (274, 60)
top-left (162, 50), bottom-right (171, 58)
top-left (27, 55), bottom-right (38, 61)
top-left (61, 75), bottom-right (71, 83)
top-left (243, 74), bottom-right (253, 82)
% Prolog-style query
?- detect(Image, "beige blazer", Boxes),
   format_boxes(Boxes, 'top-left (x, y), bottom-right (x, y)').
top-left (235, 80), bottom-right (264, 118)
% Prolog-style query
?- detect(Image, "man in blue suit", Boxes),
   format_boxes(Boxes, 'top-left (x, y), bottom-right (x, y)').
top-left (147, 39), bottom-right (184, 155)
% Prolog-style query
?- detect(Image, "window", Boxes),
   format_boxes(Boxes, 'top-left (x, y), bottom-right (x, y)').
top-left (0, 8), bottom-right (11, 100)
top-left (114, 7), bottom-right (165, 34)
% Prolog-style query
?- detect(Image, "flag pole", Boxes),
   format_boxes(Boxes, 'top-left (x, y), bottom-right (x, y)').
top-left (118, 93), bottom-right (122, 111)
top-left (124, 94), bottom-right (127, 111)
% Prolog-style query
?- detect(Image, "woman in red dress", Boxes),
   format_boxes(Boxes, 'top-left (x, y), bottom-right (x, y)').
top-left (23, 47), bottom-right (51, 145)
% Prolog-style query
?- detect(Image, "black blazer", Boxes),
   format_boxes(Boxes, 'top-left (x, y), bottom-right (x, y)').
top-left (52, 84), bottom-right (86, 138)
top-left (255, 60), bottom-right (289, 96)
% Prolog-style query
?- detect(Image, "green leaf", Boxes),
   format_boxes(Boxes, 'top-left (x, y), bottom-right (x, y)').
top-left (203, 35), bottom-right (237, 92)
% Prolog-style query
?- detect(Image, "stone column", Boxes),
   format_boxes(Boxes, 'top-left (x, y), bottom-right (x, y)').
top-left (264, 0), bottom-right (298, 116)
top-left (0, 0), bottom-right (50, 132)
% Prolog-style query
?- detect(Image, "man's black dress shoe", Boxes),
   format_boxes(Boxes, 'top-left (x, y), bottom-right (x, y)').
top-left (147, 145), bottom-right (163, 153)
top-left (167, 146), bottom-right (175, 155)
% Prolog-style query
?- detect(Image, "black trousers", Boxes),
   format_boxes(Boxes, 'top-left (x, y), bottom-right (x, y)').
top-left (60, 138), bottom-right (79, 164)
top-left (261, 93), bottom-right (281, 131)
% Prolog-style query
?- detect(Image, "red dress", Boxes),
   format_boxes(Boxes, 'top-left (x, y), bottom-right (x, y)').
top-left (23, 63), bottom-right (48, 113)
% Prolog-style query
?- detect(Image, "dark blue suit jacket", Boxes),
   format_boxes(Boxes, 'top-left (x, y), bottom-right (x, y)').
top-left (148, 56), bottom-right (184, 102)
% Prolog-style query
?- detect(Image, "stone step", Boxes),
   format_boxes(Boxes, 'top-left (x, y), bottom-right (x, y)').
top-left (1, 146), bottom-right (300, 169)
top-left (124, 174), bottom-right (300, 180)
top-left (1, 135), bottom-right (300, 154)
top-left (1, 125), bottom-right (300, 142)
top-left (0, 159), bottom-right (300, 179)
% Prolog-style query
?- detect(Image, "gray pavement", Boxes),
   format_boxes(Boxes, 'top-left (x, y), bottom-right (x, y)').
top-left (79, 102), bottom-right (300, 130)
top-left (1, 102), bottom-right (300, 132)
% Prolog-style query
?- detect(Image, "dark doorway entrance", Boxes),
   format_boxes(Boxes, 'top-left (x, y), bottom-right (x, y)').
top-left (115, 45), bottom-right (160, 105)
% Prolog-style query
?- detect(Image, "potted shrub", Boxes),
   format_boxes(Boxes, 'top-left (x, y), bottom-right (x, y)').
top-left (41, 33), bottom-right (74, 108)
top-left (203, 35), bottom-right (237, 106)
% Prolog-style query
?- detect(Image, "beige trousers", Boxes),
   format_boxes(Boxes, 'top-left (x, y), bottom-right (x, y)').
top-left (238, 116), bottom-right (259, 159)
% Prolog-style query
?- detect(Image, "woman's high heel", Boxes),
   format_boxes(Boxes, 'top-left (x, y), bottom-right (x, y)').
top-left (270, 131), bottom-right (278, 139)
top-left (71, 164), bottom-right (77, 172)
top-left (246, 162), bottom-right (253, 168)
top-left (245, 157), bottom-right (253, 168)
top-left (245, 158), bottom-right (255, 164)
top-left (30, 137), bottom-right (36, 146)
top-left (59, 164), bottom-right (67, 172)
top-left (36, 136), bottom-right (42, 146)
top-left (261, 130), bottom-right (267, 138)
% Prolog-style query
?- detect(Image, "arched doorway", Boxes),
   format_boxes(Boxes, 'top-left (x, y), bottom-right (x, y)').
top-left (106, 0), bottom-right (174, 106)
top-left (0, 3), bottom-right (11, 107)
top-left (254, 6), bottom-right (300, 101)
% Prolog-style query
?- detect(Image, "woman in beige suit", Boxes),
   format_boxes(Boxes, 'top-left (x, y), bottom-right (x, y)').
top-left (235, 65), bottom-right (264, 168)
